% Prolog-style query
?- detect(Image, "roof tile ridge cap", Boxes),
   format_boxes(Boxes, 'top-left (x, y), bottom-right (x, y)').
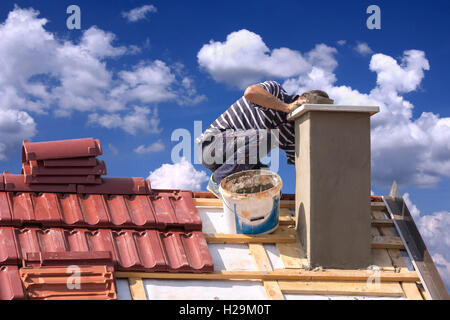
top-left (22, 137), bottom-right (102, 161)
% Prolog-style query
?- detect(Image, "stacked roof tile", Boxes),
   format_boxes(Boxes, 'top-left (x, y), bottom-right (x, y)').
top-left (19, 252), bottom-right (116, 300)
top-left (0, 138), bottom-right (214, 300)
top-left (21, 138), bottom-right (105, 187)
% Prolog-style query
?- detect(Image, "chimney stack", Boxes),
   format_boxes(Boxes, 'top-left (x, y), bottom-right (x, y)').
top-left (288, 104), bottom-right (379, 269)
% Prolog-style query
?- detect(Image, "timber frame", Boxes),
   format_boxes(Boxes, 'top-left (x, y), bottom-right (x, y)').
top-left (115, 195), bottom-right (441, 300)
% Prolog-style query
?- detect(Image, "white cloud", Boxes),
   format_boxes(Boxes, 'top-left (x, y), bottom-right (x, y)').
top-left (108, 143), bottom-right (119, 156)
top-left (134, 140), bottom-right (165, 154)
top-left (0, 6), bottom-right (203, 159)
top-left (119, 61), bottom-right (180, 103)
top-left (370, 50), bottom-right (429, 93)
top-left (0, 109), bottom-right (36, 160)
top-left (355, 42), bottom-right (374, 56)
top-left (198, 29), bottom-right (311, 88)
top-left (404, 193), bottom-right (450, 291)
top-left (337, 40), bottom-right (346, 46)
top-left (148, 158), bottom-right (209, 190)
top-left (88, 106), bottom-right (161, 135)
top-left (80, 27), bottom-right (128, 58)
top-left (122, 5), bottom-right (157, 22)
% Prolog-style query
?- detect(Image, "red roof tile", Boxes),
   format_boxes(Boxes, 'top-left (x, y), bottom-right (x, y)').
top-left (23, 251), bottom-right (113, 268)
top-left (150, 190), bottom-right (202, 231)
top-left (25, 160), bottom-right (107, 176)
top-left (22, 138), bottom-right (102, 162)
top-left (4, 173), bottom-right (77, 193)
top-left (19, 265), bottom-right (116, 300)
top-left (24, 173), bottom-right (103, 185)
top-left (0, 227), bottom-right (20, 265)
top-left (1, 190), bottom-right (201, 231)
top-left (1, 137), bottom-right (214, 300)
top-left (0, 227), bottom-right (213, 273)
top-left (77, 177), bottom-right (151, 195)
top-left (0, 266), bottom-right (26, 300)
top-left (42, 157), bottom-right (98, 167)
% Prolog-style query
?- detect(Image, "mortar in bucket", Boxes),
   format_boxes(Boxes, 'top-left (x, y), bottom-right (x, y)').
top-left (219, 170), bottom-right (282, 234)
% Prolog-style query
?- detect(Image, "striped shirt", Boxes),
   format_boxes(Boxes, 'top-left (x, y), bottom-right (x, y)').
top-left (207, 81), bottom-right (298, 164)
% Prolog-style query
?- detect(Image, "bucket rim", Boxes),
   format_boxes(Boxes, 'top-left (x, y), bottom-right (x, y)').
top-left (219, 169), bottom-right (282, 198)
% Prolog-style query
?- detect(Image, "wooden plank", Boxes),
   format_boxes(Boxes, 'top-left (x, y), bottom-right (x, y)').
top-left (371, 236), bottom-right (405, 249)
top-left (371, 219), bottom-right (395, 227)
top-left (278, 280), bottom-right (404, 297)
top-left (279, 208), bottom-right (292, 217)
top-left (372, 211), bottom-right (408, 272)
top-left (276, 241), bottom-right (307, 269)
top-left (371, 202), bottom-right (386, 209)
top-left (278, 208), bottom-right (294, 226)
top-left (127, 277), bottom-right (147, 300)
top-left (248, 243), bottom-right (284, 300)
top-left (280, 218), bottom-right (394, 227)
top-left (195, 198), bottom-right (384, 210)
top-left (401, 282), bottom-right (424, 300)
top-left (206, 232), bottom-right (401, 248)
top-left (195, 200), bottom-right (393, 229)
top-left (370, 226), bottom-right (396, 271)
top-left (372, 210), bottom-right (423, 300)
top-left (205, 233), bottom-right (296, 244)
top-left (194, 198), bottom-right (295, 208)
top-left (279, 216), bottom-right (294, 226)
top-left (116, 270), bottom-right (420, 282)
top-left (193, 198), bottom-right (222, 207)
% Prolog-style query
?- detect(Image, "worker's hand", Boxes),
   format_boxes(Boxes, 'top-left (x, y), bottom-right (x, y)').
top-left (287, 97), bottom-right (308, 113)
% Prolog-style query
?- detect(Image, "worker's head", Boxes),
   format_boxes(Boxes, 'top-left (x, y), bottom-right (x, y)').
top-left (299, 90), bottom-right (334, 104)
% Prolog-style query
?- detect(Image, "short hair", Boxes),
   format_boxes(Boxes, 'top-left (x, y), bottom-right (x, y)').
top-left (300, 90), bottom-right (333, 104)
top-left (301, 90), bottom-right (329, 99)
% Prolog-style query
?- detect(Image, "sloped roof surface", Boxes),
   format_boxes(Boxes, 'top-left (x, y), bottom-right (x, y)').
top-left (0, 138), bottom-right (214, 300)
top-left (0, 187), bottom-right (201, 231)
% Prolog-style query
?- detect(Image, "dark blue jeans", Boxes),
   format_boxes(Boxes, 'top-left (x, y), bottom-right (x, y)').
top-left (199, 129), bottom-right (276, 184)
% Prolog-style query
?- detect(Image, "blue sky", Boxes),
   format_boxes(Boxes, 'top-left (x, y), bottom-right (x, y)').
top-left (0, 1), bottom-right (449, 288)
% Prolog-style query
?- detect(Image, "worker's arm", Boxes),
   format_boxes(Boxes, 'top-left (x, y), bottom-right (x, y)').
top-left (244, 84), bottom-right (307, 113)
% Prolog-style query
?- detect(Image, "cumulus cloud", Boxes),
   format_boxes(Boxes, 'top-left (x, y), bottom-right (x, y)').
top-left (0, 6), bottom-right (203, 158)
top-left (404, 193), bottom-right (450, 291)
top-left (355, 42), bottom-right (374, 56)
top-left (134, 140), bottom-right (165, 154)
top-left (198, 29), bottom-right (311, 88)
top-left (337, 40), bottom-right (346, 46)
top-left (199, 29), bottom-right (450, 189)
top-left (122, 5), bottom-right (157, 22)
top-left (88, 107), bottom-right (161, 135)
top-left (108, 143), bottom-right (119, 156)
top-left (148, 158), bottom-right (209, 190)
top-left (117, 61), bottom-right (205, 105)
top-left (0, 109), bottom-right (36, 160)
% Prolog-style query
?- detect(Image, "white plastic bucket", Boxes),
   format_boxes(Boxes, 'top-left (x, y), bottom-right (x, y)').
top-left (219, 170), bottom-right (282, 235)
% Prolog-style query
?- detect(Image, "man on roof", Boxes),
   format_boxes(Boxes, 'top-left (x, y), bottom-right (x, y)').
top-left (196, 80), bottom-right (333, 198)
